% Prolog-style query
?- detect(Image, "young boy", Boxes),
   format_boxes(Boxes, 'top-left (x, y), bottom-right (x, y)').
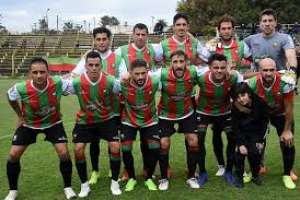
top-left (231, 82), bottom-right (269, 188)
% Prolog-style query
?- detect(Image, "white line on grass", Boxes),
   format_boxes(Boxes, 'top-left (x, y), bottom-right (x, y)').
top-left (0, 134), bottom-right (11, 140)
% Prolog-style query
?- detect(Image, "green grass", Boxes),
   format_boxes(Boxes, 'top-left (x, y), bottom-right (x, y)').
top-left (0, 79), bottom-right (299, 200)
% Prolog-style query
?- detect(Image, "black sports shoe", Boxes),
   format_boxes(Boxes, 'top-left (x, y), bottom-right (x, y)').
top-left (252, 176), bottom-right (263, 186)
top-left (234, 177), bottom-right (244, 189)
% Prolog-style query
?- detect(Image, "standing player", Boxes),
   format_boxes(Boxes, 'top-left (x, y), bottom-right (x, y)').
top-left (156, 13), bottom-right (210, 66)
top-left (119, 59), bottom-right (160, 192)
top-left (196, 54), bottom-right (243, 186)
top-left (5, 58), bottom-right (76, 200)
top-left (244, 9), bottom-right (297, 72)
top-left (156, 50), bottom-right (200, 190)
top-left (72, 27), bottom-right (126, 185)
top-left (244, 9), bottom-right (298, 176)
top-left (115, 23), bottom-right (161, 70)
top-left (247, 58), bottom-right (296, 189)
top-left (115, 23), bottom-right (161, 178)
top-left (67, 51), bottom-right (122, 196)
top-left (205, 14), bottom-right (252, 176)
top-left (206, 14), bottom-right (252, 74)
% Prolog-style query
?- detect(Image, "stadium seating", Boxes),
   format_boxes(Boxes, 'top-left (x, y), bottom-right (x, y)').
top-left (0, 28), bottom-right (298, 76)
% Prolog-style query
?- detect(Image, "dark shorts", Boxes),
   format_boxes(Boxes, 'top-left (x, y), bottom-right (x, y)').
top-left (269, 114), bottom-right (295, 137)
top-left (158, 114), bottom-right (198, 137)
top-left (12, 122), bottom-right (68, 145)
top-left (114, 115), bottom-right (122, 131)
top-left (72, 117), bottom-right (119, 143)
top-left (196, 113), bottom-right (232, 133)
top-left (120, 124), bottom-right (160, 142)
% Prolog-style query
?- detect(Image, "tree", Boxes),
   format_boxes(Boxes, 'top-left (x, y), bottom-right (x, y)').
top-left (154, 19), bottom-right (168, 34)
top-left (100, 15), bottom-right (120, 27)
top-left (38, 18), bottom-right (48, 33)
top-left (0, 14), bottom-right (8, 34)
top-left (176, 0), bottom-right (300, 35)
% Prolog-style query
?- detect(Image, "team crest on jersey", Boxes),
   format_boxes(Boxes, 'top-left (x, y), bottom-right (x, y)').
top-left (272, 42), bottom-right (278, 48)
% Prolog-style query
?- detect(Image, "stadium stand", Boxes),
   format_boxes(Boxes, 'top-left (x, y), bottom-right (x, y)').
top-left (0, 27), bottom-right (299, 76)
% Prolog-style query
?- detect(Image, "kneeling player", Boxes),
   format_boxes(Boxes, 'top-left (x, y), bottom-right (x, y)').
top-left (231, 83), bottom-right (269, 188)
top-left (5, 58), bottom-right (75, 200)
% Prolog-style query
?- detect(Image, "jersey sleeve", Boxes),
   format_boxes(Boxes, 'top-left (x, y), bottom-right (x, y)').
top-left (114, 47), bottom-right (122, 57)
top-left (236, 71), bottom-right (244, 83)
top-left (243, 41), bottom-right (252, 58)
top-left (282, 82), bottom-right (295, 94)
top-left (60, 76), bottom-right (73, 95)
top-left (148, 68), bottom-right (162, 80)
top-left (118, 58), bottom-right (128, 77)
top-left (196, 66), bottom-right (209, 77)
top-left (152, 43), bottom-right (164, 62)
top-left (72, 57), bottom-right (86, 75)
top-left (7, 84), bottom-right (20, 101)
top-left (283, 34), bottom-right (295, 49)
top-left (64, 79), bottom-right (76, 95)
top-left (113, 79), bottom-right (121, 94)
top-left (243, 35), bottom-right (251, 47)
top-left (197, 41), bottom-right (210, 62)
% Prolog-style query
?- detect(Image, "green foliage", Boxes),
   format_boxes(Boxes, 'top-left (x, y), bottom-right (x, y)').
top-left (177, 0), bottom-right (300, 34)
top-left (101, 15), bottom-right (120, 27)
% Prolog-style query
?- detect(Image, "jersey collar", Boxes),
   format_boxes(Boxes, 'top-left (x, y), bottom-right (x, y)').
top-left (30, 78), bottom-right (49, 93)
top-left (208, 71), bottom-right (224, 86)
top-left (172, 35), bottom-right (187, 45)
top-left (99, 50), bottom-right (112, 60)
top-left (259, 74), bottom-right (276, 91)
top-left (84, 72), bottom-right (103, 85)
top-left (131, 43), bottom-right (147, 52)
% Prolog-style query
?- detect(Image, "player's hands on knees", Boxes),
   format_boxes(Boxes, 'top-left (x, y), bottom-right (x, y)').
top-left (239, 145), bottom-right (248, 155)
top-left (280, 130), bottom-right (294, 146)
top-left (16, 116), bottom-right (25, 128)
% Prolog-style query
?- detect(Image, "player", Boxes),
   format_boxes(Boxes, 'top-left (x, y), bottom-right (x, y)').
top-left (67, 51), bottom-right (122, 196)
top-left (5, 58), bottom-right (76, 200)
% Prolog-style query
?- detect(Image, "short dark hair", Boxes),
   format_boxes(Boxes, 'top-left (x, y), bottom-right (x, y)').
top-left (173, 13), bottom-right (189, 25)
top-left (230, 82), bottom-right (253, 100)
top-left (133, 23), bottom-right (149, 34)
top-left (170, 49), bottom-right (187, 60)
top-left (208, 53), bottom-right (227, 65)
top-left (217, 14), bottom-right (235, 30)
top-left (85, 51), bottom-right (101, 63)
top-left (30, 57), bottom-right (48, 70)
top-left (260, 8), bottom-right (277, 21)
top-left (92, 27), bottom-right (112, 39)
top-left (130, 59), bottom-right (147, 71)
